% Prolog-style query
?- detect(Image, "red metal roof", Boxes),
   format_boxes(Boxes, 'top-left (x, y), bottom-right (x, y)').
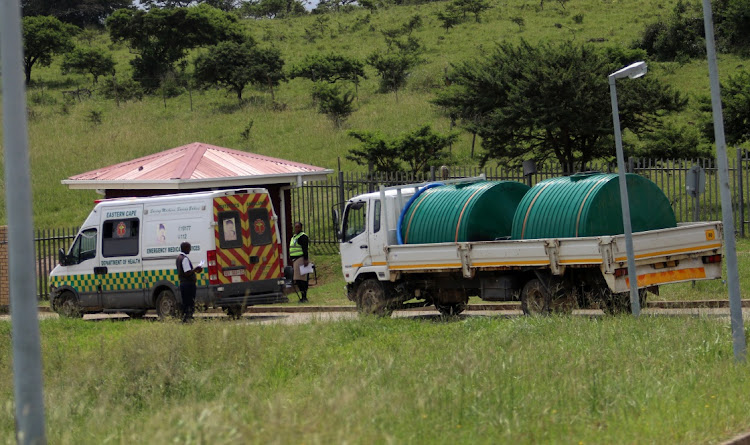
top-left (63, 142), bottom-right (331, 189)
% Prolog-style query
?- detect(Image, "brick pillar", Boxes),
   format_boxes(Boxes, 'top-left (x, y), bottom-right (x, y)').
top-left (0, 226), bottom-right (8, 307)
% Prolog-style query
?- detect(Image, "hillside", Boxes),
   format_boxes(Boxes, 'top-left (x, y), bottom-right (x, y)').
top-left (0, 0), bottom-right (747, 228)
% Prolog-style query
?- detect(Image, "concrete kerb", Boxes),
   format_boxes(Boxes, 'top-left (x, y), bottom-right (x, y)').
top-left (32, 300), bottom-right (750, 315)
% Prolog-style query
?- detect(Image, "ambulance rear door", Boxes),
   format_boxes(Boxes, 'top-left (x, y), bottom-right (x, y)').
top-left (213, 191), bottom-right (282, 287)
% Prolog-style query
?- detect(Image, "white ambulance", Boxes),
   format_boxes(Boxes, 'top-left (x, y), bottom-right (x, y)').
top-left (49, 188), bottom-right (289, 319)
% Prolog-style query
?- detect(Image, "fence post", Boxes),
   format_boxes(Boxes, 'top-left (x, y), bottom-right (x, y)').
top-left (738, 147), bottom-right (745, 237)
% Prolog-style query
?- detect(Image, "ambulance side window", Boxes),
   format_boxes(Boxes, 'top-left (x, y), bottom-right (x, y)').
top-left (69, 228), bottom-right (97, 264)
top-left (102, 218), bottom-right (140, 257)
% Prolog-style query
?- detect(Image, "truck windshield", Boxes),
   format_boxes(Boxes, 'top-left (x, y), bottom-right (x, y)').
top-left (342, 201), bottom-right (366, 242)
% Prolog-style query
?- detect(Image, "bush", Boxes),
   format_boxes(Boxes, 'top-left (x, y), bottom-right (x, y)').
top-left (98, 77), bottom-right (144, 102)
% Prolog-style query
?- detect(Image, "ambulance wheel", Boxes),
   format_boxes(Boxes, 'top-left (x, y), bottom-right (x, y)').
top-left (521, 279), bottom-right (551, 316)
top-left (355, 279), bottom-right (392, 317)
top-left (156, 289), bottom-right (179, 320)
top-left (225, 305), bottom-right (244, 319)
top-left (58, 292), bottom-right (82, 318)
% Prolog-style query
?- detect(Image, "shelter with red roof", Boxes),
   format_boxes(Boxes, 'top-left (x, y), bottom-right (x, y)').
top-left (62, 142), bottom-right (332, 262)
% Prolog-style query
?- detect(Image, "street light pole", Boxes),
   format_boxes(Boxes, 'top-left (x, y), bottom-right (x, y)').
top-left (608, 61), bottom-right (648, 317)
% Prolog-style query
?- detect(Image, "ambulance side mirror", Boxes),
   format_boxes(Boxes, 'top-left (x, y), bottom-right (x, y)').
top-left (58, 248), bottom-right (68, 266)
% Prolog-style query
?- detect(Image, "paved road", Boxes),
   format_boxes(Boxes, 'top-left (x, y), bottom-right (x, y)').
top-left (5, 306), bottom-right (750, 324)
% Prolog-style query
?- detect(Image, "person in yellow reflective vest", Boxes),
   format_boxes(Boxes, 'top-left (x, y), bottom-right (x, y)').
top-left (289, 221), bottom-right (310, 302)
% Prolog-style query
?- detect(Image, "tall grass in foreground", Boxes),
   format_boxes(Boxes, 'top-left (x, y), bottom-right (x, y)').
top-left (1, 315), bottom-right (749, 444)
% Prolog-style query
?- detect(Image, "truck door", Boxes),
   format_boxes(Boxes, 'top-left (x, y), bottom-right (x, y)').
top-left (214, 192), bottom-right (282, 287)
top-left (340, 200), bottom-right (371, 274)
top-left (99, 205), bottom-right (145, 309)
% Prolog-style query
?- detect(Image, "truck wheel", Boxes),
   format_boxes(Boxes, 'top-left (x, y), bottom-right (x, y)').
top-left (435, 302), bottom-right (466, 317)
top-left (521, 279), bottom-right (550, 316)
top-left (129, 311), bottom-right (147, 319)
top-left (156, 289), bottom-right (180, 320)
top-left (225, 305), bottom-right (244, 319)
top-left (602, 289), bottom-right (647, 315)
top-left (356, 279), bottom-right (392, 317)
top-left (58, 292), bottom-right (83, 318)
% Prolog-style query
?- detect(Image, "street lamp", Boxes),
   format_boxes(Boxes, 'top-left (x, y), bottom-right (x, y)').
top-left (608, 61), bottom-right (647, 317)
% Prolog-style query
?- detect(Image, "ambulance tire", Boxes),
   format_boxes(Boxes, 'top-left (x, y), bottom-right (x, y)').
top-left (58, 292), bottom-right (83, 318)
top-left (225, 305), bottom-right (244, 319)
top-left (156, 289), bottom-right (180, 320)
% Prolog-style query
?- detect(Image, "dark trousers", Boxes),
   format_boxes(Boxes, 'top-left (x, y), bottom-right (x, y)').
top-left (179, 281), bottom-right (196, 322)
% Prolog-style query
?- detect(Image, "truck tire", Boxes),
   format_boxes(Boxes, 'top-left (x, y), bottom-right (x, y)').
top-left (602, 289), bottom-right (647, 315)
top-left (521, 279), bottom-right (551, 316)
top-left (156, 289), bottom-right (180, 320)
top-left (58, 292), bottom-right (83, 318)
top-left (356, 279), bottom-right (392, 317)
top-left (435, 302), bottom-right (466, 317)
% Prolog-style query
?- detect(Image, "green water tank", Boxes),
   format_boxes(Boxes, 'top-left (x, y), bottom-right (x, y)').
top-left (510, 172), bottom-right (677, 240)
top-left (400, 181), bottom-right (530, 244)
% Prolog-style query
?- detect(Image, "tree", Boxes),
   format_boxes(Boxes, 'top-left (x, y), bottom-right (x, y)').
top-left (194, 41), bottom-right (285, 102)
top-left (60, 47), bottom-right (115, 83)
top-left (701, 70), bottom-right (750, 146)
top-left (346, 131), bottom-right (402, 174)
top-left (347, 126), bottom-right (457, 176)
top-left (714, 0), bottom-right (750, 54)
top-left (633, 0), bottom-right (705, 61)
top-left (312, 83), bottom-right (356, 127)
top-left (22, 0), bottom-right (132, 28)
top-left (436, 5), bottom-right (463, 31)
top-left (637, 123), bottom-right (712, 158)
top-left (290, 54), bottom-right (366, 85)
top-left (454, 0), bottom-right (491, 22)
top-left (22, 15), bottom-right (76, 84)
top-left (433, 40), bottom-right (687, 173)
top-left (239, 0), bottom-right (306, 19)
top-left (394, 125), bottom-right (457, 175)
top-left (107, 4), bottom-right (245, 91)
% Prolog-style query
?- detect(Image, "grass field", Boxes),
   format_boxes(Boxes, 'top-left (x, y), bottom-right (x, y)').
top-left (0, 0), bottom-right (748, 228)
top-left (2, 313), bottom-right (750, 443)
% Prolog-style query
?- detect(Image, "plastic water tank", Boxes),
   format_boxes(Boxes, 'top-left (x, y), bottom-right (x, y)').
top-left (510, 172), bottom-right (677, 239)
top-left (400, 180), bottom-right (530, 244)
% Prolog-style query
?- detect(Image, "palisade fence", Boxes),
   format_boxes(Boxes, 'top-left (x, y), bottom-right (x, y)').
top-left (31, 151), bottom-right (750, 300)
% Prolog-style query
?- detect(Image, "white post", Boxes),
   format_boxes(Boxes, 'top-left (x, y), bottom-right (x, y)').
top-left (1, 0), bottom-right (48, 442)
top-left (701, 0), bottom-right (746, 361)
top-left (608, 65), bottom-right (646, 317)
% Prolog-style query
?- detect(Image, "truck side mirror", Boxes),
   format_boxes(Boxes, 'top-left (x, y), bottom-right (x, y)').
top-left (332, 208), bottom-right (341, 242)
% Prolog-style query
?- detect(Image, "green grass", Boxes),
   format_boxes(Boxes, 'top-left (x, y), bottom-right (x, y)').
top-left (2, 315), bottom-right (750, 443)
top-left (0, 0), bottom-right (748, 228)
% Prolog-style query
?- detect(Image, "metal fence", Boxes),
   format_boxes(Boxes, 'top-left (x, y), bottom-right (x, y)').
top-left (290, 150), bottom-right (750, 250)
top-left (30, 151), bottom-right (750, 300)
top-left (34, 227), bottom-right (78, 301)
